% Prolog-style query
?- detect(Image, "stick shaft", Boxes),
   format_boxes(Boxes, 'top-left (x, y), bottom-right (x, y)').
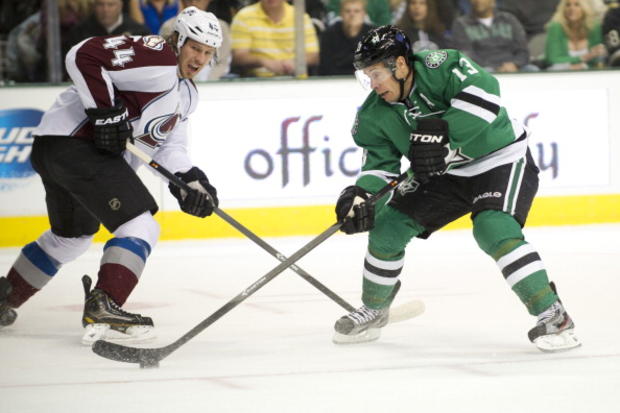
top-left (126, 142), bottom-right (355, 311)
top-left (93, 221), bottom-right (341, 363)
top-left (92, 168), bottom-right (407, 364)
top-left (158, 173), bottom-right (406, 358)
top-left (159, 221), bottom-right (343, 358)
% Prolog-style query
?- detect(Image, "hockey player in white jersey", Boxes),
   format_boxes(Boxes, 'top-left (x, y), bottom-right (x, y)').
top-left (0, 7), bottom-right (222, 344)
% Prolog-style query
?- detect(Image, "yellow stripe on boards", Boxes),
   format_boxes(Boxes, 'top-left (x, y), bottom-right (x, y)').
top-left (439, 193), bottom-right (620, 230)
top-left (1, 194), bottom-right (619, 247)
top-left (157, 205), bottom-right (333, 240)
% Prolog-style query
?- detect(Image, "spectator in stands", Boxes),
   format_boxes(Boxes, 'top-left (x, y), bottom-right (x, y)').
top-left (318, 0), bottom-right (373, 75)
top-left (499, 0), bottom-right (560, 40)
top-left (230, 0), bottom-right (319, 77)
top-left (5, 0), bottom-right (92, 82)
top-left (305, 0), bottom-right (329, 33)
top-left (396, 0), bottom-right (452, 52)
top-left (433, 0), bottom-right (458, 31)
top-left (160, 0), bottom-right (231, 80)
top-left (498, 0), bottom-right (560, 67)
top-left (208, 0), bottom-right (242, 24)
top-left (0, 0), bottom-right (41, 38)
top-left (65, 0), bottom-right (151, 57)
top-left (391, 0), bottom-right (457, 34)
top-left (5, 12), bottom-right (43, 82)
top-left (454, 0), bottom-right (471, 16)
top-left (42, 0), bottom-right (94, 48)
top-left (326, 0), bottom-right (391, 26)
top-left (603, 0), bottom-right (620, 66)
top-left (451, 0), bottom-right (534, 72)
top-left (129, 0), bottom-right (179, 34)
top-left (390, 0), bottom-right (407, 23)
top-left (544, 0), bottom-right (606, 70)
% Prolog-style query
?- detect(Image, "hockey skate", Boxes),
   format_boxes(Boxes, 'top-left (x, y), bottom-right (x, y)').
top-left (528, 284), bottom-right (581, 352)
top-left (81, 275), bottom-right (155, 345)
top-left (333, 281), bottom-right (401, 344)
top-left (0, 277), bottom-right (17, 328)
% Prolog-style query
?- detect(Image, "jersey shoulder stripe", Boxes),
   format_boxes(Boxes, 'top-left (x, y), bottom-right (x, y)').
top-left (455, 89), bottom-right (500, 116)
top-left (451, 86), bottom-right (501, 124)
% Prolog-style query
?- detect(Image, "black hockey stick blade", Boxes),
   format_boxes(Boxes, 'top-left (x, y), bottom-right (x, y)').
top-left (92, 340), bottom-right (153, 364)
top-left (92, 340), bottom-right (173, 367)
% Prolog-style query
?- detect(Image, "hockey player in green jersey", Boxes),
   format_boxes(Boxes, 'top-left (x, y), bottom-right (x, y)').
top-left (332, 25), bottom-right (581, 352)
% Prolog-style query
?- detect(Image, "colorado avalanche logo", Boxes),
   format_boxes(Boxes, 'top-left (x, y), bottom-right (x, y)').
top-left (139, 113), bottom-right (180, 148)
top-left (142, 35), bottom-right (165, 51)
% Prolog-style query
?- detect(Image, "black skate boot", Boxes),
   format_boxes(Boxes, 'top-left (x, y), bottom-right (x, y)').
top-left (528, 282), bottom-right (581, 352)
top-left (81, 275), bottom-right (154, 345)
top-left (333, 280), bottom-right (401, 344)
top-left (0, 277), bottom-right (17, 328)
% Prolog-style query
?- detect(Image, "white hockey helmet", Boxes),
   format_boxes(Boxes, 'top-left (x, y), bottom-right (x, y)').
top-left (174, 6), bottom-right (222, 50)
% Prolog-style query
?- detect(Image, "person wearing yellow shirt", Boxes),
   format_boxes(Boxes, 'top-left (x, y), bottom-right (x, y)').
top-left (231, 0), bottom-right (319, 77)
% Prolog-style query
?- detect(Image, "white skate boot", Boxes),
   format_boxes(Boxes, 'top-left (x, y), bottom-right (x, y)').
top-left (333, 281), bottom-right (400, 344)
top-left (528, 291), bottom-right (581, 352)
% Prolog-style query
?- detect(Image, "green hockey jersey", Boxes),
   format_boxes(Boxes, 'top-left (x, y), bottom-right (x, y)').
top-left (352, 49), bottom-right (528, 194)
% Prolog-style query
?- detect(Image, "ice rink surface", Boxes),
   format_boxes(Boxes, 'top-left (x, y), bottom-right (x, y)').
top-left (1, 224), bottom-right (619, 413)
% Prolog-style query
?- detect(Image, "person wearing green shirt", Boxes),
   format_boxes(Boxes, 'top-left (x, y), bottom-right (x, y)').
top-left (327, 0), bottom-right (392, 26)
top-left (544, 0), bottom-right (606, 70)
top-left (331, 25), bottom-right (581, 353)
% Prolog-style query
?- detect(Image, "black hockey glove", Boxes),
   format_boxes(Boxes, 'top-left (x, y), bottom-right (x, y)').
top-left (335, 185), bottom-right (375, 234)
top-left (169, 167), bottom-right (219, 218)
top-left (85, 104), bottom-right (133, 156)
top-left (408, 118), bottom-right (450, 183)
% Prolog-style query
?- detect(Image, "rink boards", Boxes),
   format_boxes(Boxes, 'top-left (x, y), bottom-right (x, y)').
top-left (1, 71), bottom-right (619, 246)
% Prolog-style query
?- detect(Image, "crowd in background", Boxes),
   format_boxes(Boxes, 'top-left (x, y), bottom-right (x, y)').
top-left (1, 0), bottom-right (619, 83)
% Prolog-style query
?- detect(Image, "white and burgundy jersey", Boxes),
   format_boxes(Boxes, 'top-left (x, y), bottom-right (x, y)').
top-left (33, 34), bottom-right (197, 174)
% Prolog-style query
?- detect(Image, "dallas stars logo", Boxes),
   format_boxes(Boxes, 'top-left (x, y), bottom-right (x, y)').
top-left (424, 50), bottom-right (448, 68)
top-left (397, 177), bottom-right (420, 196)
top-left (445, 146), bottom-right (472, 169)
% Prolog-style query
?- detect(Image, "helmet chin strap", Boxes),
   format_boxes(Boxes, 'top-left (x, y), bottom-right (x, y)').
top-left (393, 64), bottom-right (413, 102)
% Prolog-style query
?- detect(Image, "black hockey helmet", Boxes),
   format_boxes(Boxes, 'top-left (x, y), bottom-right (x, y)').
top-left (353, 25), bottom-right (412, 70)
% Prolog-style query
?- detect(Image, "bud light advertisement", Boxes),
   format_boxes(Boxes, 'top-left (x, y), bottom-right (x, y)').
top-left (0, 109), bottom-right (42, 190)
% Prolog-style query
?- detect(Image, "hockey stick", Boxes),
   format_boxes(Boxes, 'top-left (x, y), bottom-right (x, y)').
top-left (124, 141), bottom-right (355, 311)
top-left (92, 170), bottom-right (408, 367)
top-left (124, 141), bottom-right (421, 318)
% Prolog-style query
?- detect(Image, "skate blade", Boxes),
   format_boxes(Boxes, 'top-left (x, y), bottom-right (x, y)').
top-left (82, 323), bottom-right (156, 346)
top-left (333, 328), bottom-right (381, 345)
top-left (534, 329), bottom-right (582, 352)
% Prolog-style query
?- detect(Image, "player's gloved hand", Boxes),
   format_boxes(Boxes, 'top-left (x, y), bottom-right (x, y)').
top-left (85, 103), bottom-right (133, 156)
top-left (169, 166), bottom-right (219, 218)
top-left (335, 185), bottom-right (375, 234)
top-left (408, 118), bottom-right (449, 183)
